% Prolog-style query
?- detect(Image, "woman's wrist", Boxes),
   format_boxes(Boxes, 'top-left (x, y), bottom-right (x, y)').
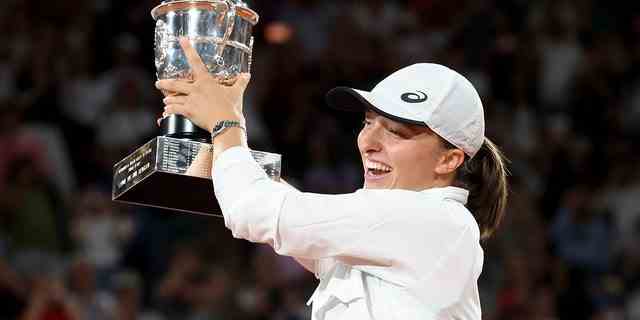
top-left (207, 110), bottom-right (245, 133)
top-left (212, 126), bottom-right (248, 161)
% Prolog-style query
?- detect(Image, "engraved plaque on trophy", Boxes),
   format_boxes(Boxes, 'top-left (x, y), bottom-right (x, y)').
top-left (112, 0), bottom-right (281, 216)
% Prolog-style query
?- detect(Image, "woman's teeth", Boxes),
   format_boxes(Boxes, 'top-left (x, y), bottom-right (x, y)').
top-left (365, 160), bottom-right (392, 173)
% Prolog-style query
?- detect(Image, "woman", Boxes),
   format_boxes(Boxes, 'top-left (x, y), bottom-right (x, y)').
top-left (156, 38), bottom-right (508, 320)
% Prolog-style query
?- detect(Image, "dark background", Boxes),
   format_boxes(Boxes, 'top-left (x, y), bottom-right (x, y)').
top-left (1, 0), bottom-right (640, 319)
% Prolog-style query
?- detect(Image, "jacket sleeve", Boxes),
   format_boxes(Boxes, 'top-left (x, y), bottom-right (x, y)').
top-left (213, 147), bottom-right (391, 264)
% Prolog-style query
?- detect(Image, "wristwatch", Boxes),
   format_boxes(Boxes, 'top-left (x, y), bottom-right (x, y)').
top-left (210, 120), bottom-right (246, 140)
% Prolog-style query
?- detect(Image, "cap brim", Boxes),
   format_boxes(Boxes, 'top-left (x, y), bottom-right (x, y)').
top-left (325, 87), bottom-right (425, 126)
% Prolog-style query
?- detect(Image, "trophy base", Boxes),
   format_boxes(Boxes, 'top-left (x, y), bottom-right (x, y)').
top-left (112, 136), bottom-right (281, 217)
top-left (160, 114), bottom-right (210, 142)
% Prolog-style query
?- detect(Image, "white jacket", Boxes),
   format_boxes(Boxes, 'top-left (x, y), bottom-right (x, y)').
top-left (213, 147), bottom-right (484, 319)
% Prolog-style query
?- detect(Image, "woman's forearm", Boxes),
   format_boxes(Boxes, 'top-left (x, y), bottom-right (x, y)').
top-left (212, 126), bottom-right (247, 163)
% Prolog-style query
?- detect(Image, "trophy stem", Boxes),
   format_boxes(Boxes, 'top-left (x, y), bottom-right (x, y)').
top-left (160, 114), bottom-right (211, 143)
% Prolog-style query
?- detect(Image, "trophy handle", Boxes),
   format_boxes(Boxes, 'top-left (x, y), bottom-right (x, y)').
top-left (248, 36), bottom-right (254, 74)
top-left (215, 0), bottom-right (237, 68)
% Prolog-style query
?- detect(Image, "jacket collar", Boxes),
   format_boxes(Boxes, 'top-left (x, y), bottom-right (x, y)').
top-left (358, 186), bottom-right (469, 205)
top-left (420, 186), bottom-right (469, 205)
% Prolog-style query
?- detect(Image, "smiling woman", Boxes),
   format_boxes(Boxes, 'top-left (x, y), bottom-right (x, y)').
top-left (156, 39), bottom-right (509, 320)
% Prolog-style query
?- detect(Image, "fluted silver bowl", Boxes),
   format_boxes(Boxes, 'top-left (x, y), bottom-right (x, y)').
top-left (152, 0), bottom-right (258, 80)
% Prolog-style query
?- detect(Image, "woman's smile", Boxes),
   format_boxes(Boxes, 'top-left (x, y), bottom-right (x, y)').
top-left (363, 157), bottom-right (394, 185)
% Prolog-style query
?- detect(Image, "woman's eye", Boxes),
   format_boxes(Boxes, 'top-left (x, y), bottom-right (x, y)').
top-left (387, 127), bottom-right (406, 138)
top-left (362, 119), bottom-right (371, 127)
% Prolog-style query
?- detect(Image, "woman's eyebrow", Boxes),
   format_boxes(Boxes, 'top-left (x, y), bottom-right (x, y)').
top-left (404, 123), bottom-right (432, 136)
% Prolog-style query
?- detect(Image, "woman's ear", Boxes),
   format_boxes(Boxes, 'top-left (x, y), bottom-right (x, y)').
top-left (435, 148), bottom-right (465, 175)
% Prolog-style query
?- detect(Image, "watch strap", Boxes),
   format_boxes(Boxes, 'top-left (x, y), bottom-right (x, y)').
top-left (210, 120), bottom-right (246, 140)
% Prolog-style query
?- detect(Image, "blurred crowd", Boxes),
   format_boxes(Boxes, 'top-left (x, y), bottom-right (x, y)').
top-left (1, 0), bottom-right (640, 319)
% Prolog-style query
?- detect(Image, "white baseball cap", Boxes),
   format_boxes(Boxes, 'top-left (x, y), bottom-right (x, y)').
top-left (326, 63), bottom-right (485, 158)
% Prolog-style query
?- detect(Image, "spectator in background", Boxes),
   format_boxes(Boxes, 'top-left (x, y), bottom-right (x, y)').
top-left (66, 257), bottom-right (115, 320)
top-left (70, 188), bottom-right (134, 289)
top-left (155, 244), bottom-right (203, 319)
top-left (95, 33), bottom-right (155, 168)
top-left (0, 257), bottom-right (26, 319)
top-left (0, 28), bottom-right (16, 100)
top-left (551, 185), bottom-right (614, 318)
top-left (302, 116), bottom-right (360, 194)
top-left (15, 24), bottom-right (66, 125)
top-left (248, 245), bottom-right (311, 318)
top-left (534, 1), bottom-right (584, 110)
top-left (600, 158), bottom-right (640, 254)
top-left (186, 266), bottom-right (233, 320)
top-left (625, 224), bottom-right (640, 318)
top-left (551, 185), bottom-right (612, 273)
top-left (351, 0), bottom-right (414, 42)
top-left (112, 270), bottom-right (163, 320)
top-left (2, 153), bottom-right (66, 267)
top-left (21, 275), bottom-right (81, 320)
top-left (272, 0), bottom-right (335, 63)
top-left (495, 254), bottom-right (533, 319)
top-left (59, 37), bottom-right (111, 130)
top-left (0, 105), bottom-right (48, 193)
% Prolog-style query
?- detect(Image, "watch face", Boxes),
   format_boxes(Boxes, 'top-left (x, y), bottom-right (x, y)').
top-left (211, 122), bottom-right (227, 138)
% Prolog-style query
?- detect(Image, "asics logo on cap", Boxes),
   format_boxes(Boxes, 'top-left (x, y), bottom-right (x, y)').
top-left (401, 90), bottom-right (428, 103)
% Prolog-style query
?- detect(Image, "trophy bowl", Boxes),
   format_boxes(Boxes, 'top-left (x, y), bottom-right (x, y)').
top-left (152, 0), bottom-right (257, 81)
top-left (112, 0), bottom-right (282, 217)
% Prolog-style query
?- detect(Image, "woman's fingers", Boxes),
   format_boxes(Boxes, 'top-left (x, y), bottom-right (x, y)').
top-left (179, 37), bottom-right (209, 78)
top-left (164, 104), bottom-right (191, 118)
top-left (234, 73), bottom-right (251, 90)
top-left (156, 79), bottom-right (193, 95)
top-left (163, 95), bottom-right (187, 105)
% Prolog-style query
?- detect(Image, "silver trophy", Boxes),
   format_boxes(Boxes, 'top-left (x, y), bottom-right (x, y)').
top-left (112, 0), bottom-right (281, 216)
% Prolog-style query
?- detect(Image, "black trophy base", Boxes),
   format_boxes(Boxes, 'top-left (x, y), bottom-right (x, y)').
top-left (112, 136), bottom-right (282, 217)
top-left (160, 114), bottom-right (211, 143)
top-left (116, 169), bottom-right (220, 216)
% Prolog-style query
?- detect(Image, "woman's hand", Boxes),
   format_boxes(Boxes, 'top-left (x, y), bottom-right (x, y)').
top-left (155, 38), bottom-right (251, 133)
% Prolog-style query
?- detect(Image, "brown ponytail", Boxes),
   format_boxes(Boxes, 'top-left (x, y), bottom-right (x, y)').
top-left (450, 138), bottom-right (509, 239)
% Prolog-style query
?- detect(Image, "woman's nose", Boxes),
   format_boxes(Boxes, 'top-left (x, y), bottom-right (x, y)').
top-left (358, 124), bottom-right (382, 153)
